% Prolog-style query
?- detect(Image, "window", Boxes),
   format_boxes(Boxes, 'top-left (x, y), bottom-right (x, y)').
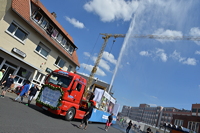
top-left (34, 71), bottom-right (46, 84)
top-left (192, 108), bottom-right (197, 112)
top-left (17, 67), bottom-right (32, 79)
top-left (69, 45), bottom-right (74, 54)
top-left (7, 23), bottom-right (28, 41)
top-left (33, 12), bottom-right (42, 23)
top-left (61, 38), bottom-right (67, 46)
top-left (198, 109), bottom-right (200, 113)
top-left (47, 72), bottom-right (72, 88)
top-left (67, 65), bottom-right (72, 72)
top-left (35, 43), bottom-right (50, 58)
top-left (64, 42), bottom-right (70, 50)
top-left (46, 24), bottom-right (53, 35)
top-left (56, 33), bottom-right (63, 43)
top-left (40, 18), bottom-right (48, 29)
top-left (174, 119), bottom-right (183, 126)
top-left (188, 121), bottom-right (200, 133)
top-left (55, 57), bottom-right (65, 68)
top-left (51, 29), bottom-right (58, 38)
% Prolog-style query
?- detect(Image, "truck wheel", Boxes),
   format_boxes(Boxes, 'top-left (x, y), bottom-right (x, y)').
top-left (65, 108), bottom-right (75, 121)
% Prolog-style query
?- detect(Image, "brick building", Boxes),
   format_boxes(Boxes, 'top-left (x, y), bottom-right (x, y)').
top-left (172, 104), bottom-right (200, 133)
top-left (121, 104), bottom-right (191, 127)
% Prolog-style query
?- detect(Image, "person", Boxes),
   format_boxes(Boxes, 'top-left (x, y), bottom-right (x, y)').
top-left (0, 69), bottom-right (5, 81)
top-left (27, 84), bottom-right (39, 106)
top-left (79, 100), bottom-right (96, 130)
top-left (14, 80), bottom-right (31, 103)
top-left (0, 74), bottom-right (14, 98)
top-left (147, 127), bottom-right (151, 133)
top-left (126, 120), bottom-right (133, 133)
top-left (105, 113), bottom-right (114, 131)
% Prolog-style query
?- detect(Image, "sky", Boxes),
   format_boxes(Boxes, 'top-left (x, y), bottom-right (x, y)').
top-left (40, 0), bottom-right (200, 111)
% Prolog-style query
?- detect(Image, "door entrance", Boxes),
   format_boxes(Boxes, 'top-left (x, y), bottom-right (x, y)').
top-left (0, 63), bottom-right (17, 84)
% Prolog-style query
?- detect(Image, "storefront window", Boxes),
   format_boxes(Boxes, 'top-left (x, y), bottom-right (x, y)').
top-left (17, 67), bottom-right (32, 79)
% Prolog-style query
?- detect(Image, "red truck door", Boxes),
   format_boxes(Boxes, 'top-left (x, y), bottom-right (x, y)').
top-left (66, 81), bottom-right (84, 104)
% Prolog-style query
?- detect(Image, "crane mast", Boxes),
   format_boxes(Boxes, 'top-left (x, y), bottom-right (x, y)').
top-left (84, 34), bottom-right (125, 97)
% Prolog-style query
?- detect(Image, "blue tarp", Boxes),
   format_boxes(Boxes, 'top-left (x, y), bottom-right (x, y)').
top-left (89, 108), bottom-right (117, 124)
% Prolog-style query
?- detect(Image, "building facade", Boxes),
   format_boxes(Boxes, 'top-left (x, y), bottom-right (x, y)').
top-left (172, 104), bottom-right (200, 133)
top-left (121, 104), bottom-right (191, 127)
top-left (0, 0), bottom-right (80, 87)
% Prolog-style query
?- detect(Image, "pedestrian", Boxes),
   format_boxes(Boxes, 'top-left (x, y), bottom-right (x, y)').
top-left (0, 74), bottom-right (14, 98)
top-left (147, 127), bottom-right (151, 133)
top-left (0, 69), bottom-right (5, 81)
top-left (122, 119), bottom-right (126, 127)
top-left (105, 113), bottom-right (114, 131)
top-left (126, 120), bottom-right (133, 133)
top-left (26, 84), bottom-right (39, 106)
top-left (79, 100), bottom-right (96, 130)
top-left (14, 80), bottom-right (31, 103)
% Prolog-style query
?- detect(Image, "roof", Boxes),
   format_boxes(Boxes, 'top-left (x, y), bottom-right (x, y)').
top-left (11, 0), bottom-right (80, 67)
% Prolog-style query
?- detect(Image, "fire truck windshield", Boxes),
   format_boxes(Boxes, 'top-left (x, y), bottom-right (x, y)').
top-left (47, 72), bottom-right (72, 88)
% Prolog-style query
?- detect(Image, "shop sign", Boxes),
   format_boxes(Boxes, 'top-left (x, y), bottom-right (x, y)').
top-left (12, 47), bottom-right (26, 58)
top-left (46, 67), bottom-right (53, 73)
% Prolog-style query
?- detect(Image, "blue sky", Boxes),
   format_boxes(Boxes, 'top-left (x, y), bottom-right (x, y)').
top-left (40, 0), bottom-right (200, 110)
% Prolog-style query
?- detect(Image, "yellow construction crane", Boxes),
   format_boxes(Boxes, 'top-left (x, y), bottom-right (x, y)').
top-left (83, 33), bottom-right (200, 98)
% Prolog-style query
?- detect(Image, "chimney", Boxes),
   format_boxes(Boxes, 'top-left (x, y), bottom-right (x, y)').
top-left (51, 12), bottom-right (57, 18)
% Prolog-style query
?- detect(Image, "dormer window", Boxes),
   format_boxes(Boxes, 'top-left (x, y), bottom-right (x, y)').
top-left (40, 18), bottom-right (48, 29)
top-left (56, 33), bottom-right (63, 43)
top-left (46, 24), bottom-right (53, 35)
top-left (33, 12), bottom-right (42, 23)
top-left (61, 38), bottom-right (67, 46)
top-left (69, 45), bottom-right (74, 54)
top-left (51, 29), bottom-right (58, 38)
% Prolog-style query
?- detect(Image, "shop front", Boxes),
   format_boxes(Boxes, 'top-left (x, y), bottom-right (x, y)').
top-left (0, 48), bottom-right (40, 88)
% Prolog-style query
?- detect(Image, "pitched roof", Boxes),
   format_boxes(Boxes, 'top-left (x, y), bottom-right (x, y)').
top-left (11, 0), bottom-right (80, 67)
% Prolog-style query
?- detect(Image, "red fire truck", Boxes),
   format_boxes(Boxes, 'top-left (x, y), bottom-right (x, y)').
top-left (36, 69), bottom-right (117, 123)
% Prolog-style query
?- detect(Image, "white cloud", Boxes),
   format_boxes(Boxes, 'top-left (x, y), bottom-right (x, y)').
top-left (195, 51), bottom-right (200, 55)
top-left (83, 0), bottom-right (139, 22)
top-left (80, 63), bottom-right (106, 76)
top-left (139, 49), bottom-right (167, 62)
top-left (153, 28), bottom-right (183, 43)
top-left (139, 51), bottom-right (151, 56)
top-left (81, 51), bottom-right (117, 75)
top-left (64, 16), bottom-right (85, 29)
top-left (189, 27), bottom-right (200, 36)
top-left (170, 51), bottom-right (185, 62)
top-left (83, 52), bottom-right (90, 57)
top-left (182, 58), bottom-right (197, 66)
top-left (189, 27), bottom-right (200, 45)
top-left (83, 51), bottom-right (117, 72)
top-left (155, 48), bottom-right (167, 62)
top-left (170, 51), bottom-right (197, 66)
top-left (102, 51), bottom-right (117, 65)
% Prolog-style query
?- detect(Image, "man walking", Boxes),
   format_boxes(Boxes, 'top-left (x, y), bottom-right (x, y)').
top-left (126, 120), bottom-right (133, 133)
top-left (14, 80), bottom-right (31, 102)
top-left (79, 100), bottom-right (96, 130)
top-left (0, 74), bottom-right (14, 98)
top-left (105, 113), bottom-right (114, 131)
top-left (27, 84), bottom-right (39, 106)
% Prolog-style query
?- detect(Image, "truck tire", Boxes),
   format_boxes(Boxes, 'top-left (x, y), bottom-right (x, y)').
top-left (65, 108), bottom-right (75, 121)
